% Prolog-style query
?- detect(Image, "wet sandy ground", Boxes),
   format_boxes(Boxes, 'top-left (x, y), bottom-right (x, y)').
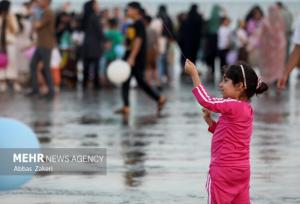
top-left (0, 74), bottom-right (300, 204)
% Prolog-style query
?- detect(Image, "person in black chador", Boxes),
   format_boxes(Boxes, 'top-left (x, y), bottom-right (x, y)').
top-left (81, 0), bottom-right (104, 90)
top-left (115, 2), bottom-right (166, 115)
top-left (178, 4), bottom-right (203, 75)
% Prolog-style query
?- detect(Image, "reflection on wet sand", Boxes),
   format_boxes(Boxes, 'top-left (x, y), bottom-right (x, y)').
top-left (121, 130), bottom-right (154, 187)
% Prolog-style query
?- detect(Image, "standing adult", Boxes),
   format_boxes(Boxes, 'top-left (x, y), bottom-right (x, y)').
top-left (277, 15), bottom-right (300, 89)
top-left (258, 4), bottom-right (286, 85)
top-left (0, 0), bottom-right (20, 93)
top-left (81, 0), bottom-right (104, 90)
top-left (203, 4), bottom-right (222, 81)
top-left (29, 0), bottom-right (56, 98)
top-left (15, 1), bottom-right (34, 85)
top-left (145, 15), bottom-right (160, 88)
top-left (178, 4), bottom-right (203, 72)
top-left (245, 6), bottom-right (264, 68)
top-left (156, 5), bottom-right (174, 84)
top-left (116, 2), bottom-right (166, 115)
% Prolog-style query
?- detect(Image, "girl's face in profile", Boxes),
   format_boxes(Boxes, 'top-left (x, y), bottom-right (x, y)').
top-left (219, 76), bottom-right (244, 100)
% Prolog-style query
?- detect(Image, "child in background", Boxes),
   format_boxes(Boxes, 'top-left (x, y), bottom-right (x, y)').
top-left (184, 59), bottom-right (268, 204)
top-left (104, 18), bottom-right (124, 64)
top-left (218, 17), bottom-right (232, 72)
top-left (103, 18), bottom-right (123, 85)
top-left (236, 19), bottom-right (248, 62)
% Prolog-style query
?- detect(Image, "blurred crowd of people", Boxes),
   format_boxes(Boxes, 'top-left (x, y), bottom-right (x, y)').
top-left (178, 2), bottom-right (293, 86)
top-left (0, 0), bottom-right (297, 99)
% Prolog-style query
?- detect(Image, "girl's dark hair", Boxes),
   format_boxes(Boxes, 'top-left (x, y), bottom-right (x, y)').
top-left (224, 62), bottom-right (268, 99)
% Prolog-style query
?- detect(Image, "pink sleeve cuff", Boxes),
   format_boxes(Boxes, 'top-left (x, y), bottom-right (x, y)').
top-left (208, 121), bottom-right (217, 133)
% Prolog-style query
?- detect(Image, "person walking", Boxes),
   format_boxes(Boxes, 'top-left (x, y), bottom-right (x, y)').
top-left (116, 2), bottom-right (166, 115)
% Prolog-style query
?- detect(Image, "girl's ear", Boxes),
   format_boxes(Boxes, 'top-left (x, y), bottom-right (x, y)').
top-left (235, 82), bottom-right (245, 91)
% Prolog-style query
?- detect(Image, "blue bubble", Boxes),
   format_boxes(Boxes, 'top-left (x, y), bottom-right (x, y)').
top-left (0, 118), bottom-right (40, 191)
top-left (114, 45), bottom-right (125, 59)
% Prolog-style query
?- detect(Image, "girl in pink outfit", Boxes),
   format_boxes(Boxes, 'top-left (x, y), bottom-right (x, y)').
top-left (184, 59), bottom-right (268, 204)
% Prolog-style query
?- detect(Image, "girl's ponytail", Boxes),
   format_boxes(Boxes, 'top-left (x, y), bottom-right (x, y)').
top-left (255, 81), bottom-right (268, 95)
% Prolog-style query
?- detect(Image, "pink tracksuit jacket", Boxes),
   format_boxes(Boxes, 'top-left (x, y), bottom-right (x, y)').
top-left (192, 83), bottom-right (252, 204)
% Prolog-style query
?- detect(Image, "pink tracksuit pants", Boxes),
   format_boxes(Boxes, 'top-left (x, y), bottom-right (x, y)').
top-left (206, 165), bottom-right (251, 204)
